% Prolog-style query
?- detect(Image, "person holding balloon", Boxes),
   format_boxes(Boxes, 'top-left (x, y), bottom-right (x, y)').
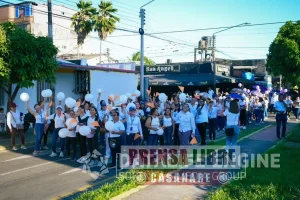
top-left (105, 109), bottom-right (125, 168)
top-left (26, 101), bottom-right (49, 156)
top-left (87, 107), bottom-right (100, 156)
top-left (145, 108), bottom-right (161, 146)
top-left (46, 105), bottom-right (67, 157)
top-left (75, 105), bottom-right (89, 163)
top-left (118, 103), bottom-right (128, 145)
top-left (65, 110), bottom-right (77, 161)
top-left (126, 106), bottom-right (143, 145)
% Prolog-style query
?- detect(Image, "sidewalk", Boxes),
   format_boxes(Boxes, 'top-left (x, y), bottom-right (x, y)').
top-left (0, 128), bottom-right (52, 151)
top-left (121, 122), bottom-right (298, 200)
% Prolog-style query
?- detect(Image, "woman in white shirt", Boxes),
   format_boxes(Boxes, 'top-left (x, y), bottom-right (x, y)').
top-left (108, 109), bottom-right (125, 168)
top-left (75, 105), bottom-right (89, 163)
top-left (118, 103), bottom-right (127, 145)
top-left (163, 108), bottom-right (175, 145)
top-left (172, 104), bottom-right (181, 145)
top-left (87, 107), bottom-right (99, 156)
top-left (46, 106), bottom-right (67, 158)
top-left (7, 102), bottom-right (25, 151)
top-left (66, 110), bottom-right (77, 161)
top-left (222, 100), bottom-right (240, 150)
top-left (207, 101), bottom-right (219, 141)
top-left (145, 108), bottom-right (160, 145)
top-left (27, 101), bottom-right (48, 156)
top-left (175, 103), bottom-right (196, 145)
top-left (195, 99), bottom-right (209, 145)
top-left (126, 106), bottom-right (143, 145)
top-left (253, 98), bottom-right (262, 125)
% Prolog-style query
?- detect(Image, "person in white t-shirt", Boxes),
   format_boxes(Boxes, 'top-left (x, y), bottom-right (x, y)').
top-left (65, 110), bottom-right (77, 161)
top-left (195, 98), bottom-right (209, 145)
top-left (207, 101), bottom-right (219, 141)
top-left (222, 100), bottom-right (240, 150)
top-left (162, 108), bottom-right (175, 145)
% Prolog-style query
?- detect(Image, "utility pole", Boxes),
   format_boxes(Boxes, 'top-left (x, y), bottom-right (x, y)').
top-left (107, 48), bottom-right (110, 62)
top-left (139, 0), bottom-right (154, 101)
top-left (139, 8), bottom-right (145, 100)
top-left (212, 35), bottom-right (216, 92)
top-left (47, 0), bottom-right (53, 42)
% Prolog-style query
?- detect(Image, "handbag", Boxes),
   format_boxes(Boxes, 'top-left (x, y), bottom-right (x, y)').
top-left (225, 128), bottom-right (234, 136)
top-left (108, 137), bottom-right (117, 148)
top-left (10, 112), bottom-right (24, 130)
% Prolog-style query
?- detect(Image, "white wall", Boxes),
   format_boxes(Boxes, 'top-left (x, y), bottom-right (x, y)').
top-left (54, 72), bottom-right (80, 108)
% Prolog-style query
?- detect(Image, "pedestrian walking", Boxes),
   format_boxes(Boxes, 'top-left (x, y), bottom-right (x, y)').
top-left (274, 94), bottom-right (288, 139)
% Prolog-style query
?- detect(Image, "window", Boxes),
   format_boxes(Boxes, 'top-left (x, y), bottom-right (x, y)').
top-left (15, 4), bottom-right (32, 18)
top-left (74, 71), bottom-right (90, 94)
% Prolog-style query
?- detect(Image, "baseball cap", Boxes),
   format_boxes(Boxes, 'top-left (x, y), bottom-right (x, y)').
top-left (10, 102), bottom-right (17, 107)
top-left (101, 101), bottom-right (107, 106)
top-left (56, 106), bottom-right (63, 110)
top-left (129, 106), bottom-right (136, 111)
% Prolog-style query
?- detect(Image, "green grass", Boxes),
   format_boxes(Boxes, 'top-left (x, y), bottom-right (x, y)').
top-left (73, 124), bottom-right (276, 200)
top-left (208, 124), bottom-right (300, 200)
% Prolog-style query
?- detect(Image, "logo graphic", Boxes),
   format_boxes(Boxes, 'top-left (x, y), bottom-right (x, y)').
top-left (217, 172), bottom-right (229, 184)
top-left (135, 172), bottom-right (147, 184)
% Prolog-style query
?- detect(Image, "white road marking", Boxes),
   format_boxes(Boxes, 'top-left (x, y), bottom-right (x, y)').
top-left (2, 155), bottom-right (32, 162)
top-left (59, 167), bottom-right (82, 175)
top-left (0, 158), bottom-right (67, 176)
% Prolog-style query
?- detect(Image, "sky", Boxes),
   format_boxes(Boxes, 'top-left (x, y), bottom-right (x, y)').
top-left (2, 0), bottom-right (300, 64)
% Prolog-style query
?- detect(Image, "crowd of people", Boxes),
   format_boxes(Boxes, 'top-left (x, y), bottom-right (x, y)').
top-left (2, 88), bottom-right (300, 168)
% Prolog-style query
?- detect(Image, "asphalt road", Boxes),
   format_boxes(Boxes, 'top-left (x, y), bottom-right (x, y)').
top-left (0, 146), bottom-right (116, 200)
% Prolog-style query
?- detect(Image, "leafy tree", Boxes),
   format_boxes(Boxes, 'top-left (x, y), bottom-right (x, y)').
top-left (94, 1), bottom-right (119, 63)
top-left (266, 21), bottom-right (300, 86)
top-left (71, 0), bottom-right (96, 58)
top-left (0, 26), bottom-right (8, 78)
top-left (132, 52), bottom-right (156, 66)
top-left (0, 22), bottom-right (58, 111)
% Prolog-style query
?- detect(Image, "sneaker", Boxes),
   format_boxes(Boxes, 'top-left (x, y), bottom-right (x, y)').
top-left (288, 117), bottom-right (290, 120)
top-left (249, 121), bottom-right (252, 124)
top-left (59, 152), bottom-right (64, 158)
top-left (243, 126), bottom-right (246, 130)
top-left (86, 152), bottom-right (91, 157)
top-left (76, 157), bottom-right (82, 163)
top-left (296, 119), bottom-right (299, 121)
top-left (20, 145), bottom-right (27, 150)
top-left (33, 151), bottom-right (38, 156)
top-left (12, 146), bottom-right (18, 151)
top-left (50, 152), bottom-right (57, 157)
top-left (43, 146), bottom-right (49, 150)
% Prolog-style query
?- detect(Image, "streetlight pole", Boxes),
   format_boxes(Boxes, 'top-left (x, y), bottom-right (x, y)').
top-left (140, 0), bottom-right (154, 101)
top-left (212, 22), bottom-right (250, 93)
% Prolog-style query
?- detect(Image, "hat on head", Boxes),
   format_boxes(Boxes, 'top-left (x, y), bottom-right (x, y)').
top-left (101, 101), bottom-right (107, 107)
top-left (129, 106), bottom-right (136, 111)
top-left (10, 102), bottom-right (17, 107)
top-left (140, 101), bottom-right (145, 105)
top-left (56, 105), bottom-right (63, 110)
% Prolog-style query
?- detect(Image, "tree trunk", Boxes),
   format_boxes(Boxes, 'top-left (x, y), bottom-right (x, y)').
top-left (99, 39), bottom-right (102, 64)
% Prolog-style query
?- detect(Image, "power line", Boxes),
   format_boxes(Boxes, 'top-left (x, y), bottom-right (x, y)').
top-left (146, 21), bottom-right (299, 35)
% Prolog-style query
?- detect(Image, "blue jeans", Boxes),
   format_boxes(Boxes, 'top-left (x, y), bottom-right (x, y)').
top-left (247, 111), bottom-right (253, 122)
top-left (264, 108), bottom-right (268, 118)
top-left (179, 130), bottom-right (192, 145)
top-left (293, 108), bottom-right (300, 119)
top-left (254, 109), bottom-right (261, 124)
top-left (164, 126), bottom-right (173, 145)
top-left (148, 134), bottom-right (158, 145)
top-left (121, 122), bottom-right (127, 145)
top-left (276, 114), bottom-right (287, 137)
top-left (225, 125), bottom-right (240, 150)
top-left (34, 123), bottom-right (44, 151)
top-left (52, 128), bottom-right (64, 153)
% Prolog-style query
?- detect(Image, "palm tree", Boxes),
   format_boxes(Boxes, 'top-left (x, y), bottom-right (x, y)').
top-left (71, 0), bottom-right (96, 58)
top-left (132, 52), bottom-right (156, 66)
top-left (94, 1), bottom-right (119, 63)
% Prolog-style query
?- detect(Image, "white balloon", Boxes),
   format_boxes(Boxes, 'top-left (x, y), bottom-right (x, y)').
top-left (79, 126), bottom-right (91, 136)
top-left (119, 95), bottom-right (128, 104)
top-left (105, 121), bottom-right (115, 132)
top-left (41, 90), bottom-right (47, 98)
top-left (85, 94), bottom-right (93, 102)
top-left (97, 89), bottom-right (102, 93)
top-left (157, 128), bottom-right (164, 135)
top-left (65, 97), bottom-right (76, 108)
top-left (179, 93), bottom-right (186, 102)
top-left (126, 93), bottom-right (131, 97)
top-left (66, 118), bottom-right (77, 129)
top-left (45, 89), bottom-right (52, 97)
top-left (159, 93), bottom-right (167, 103)
top-left (20, 93), bottom-right (30, 102)
top-left (58, 128), bottom-right (69, 138)
top-left (56, 92), bottom-right (65, 101)
top-left (134, 90), bottom-right (141, 97)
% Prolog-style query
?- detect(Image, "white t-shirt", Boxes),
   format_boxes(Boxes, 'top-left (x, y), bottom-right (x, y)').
top-left (195, 104), bottom-right (209, 123)
top-left (98, 109), bottom-right (109, 122)
top-left (47, 113), bottom-right (66, 128)
top-left (176, 111), bottom-right (196, 133)
top-left (109, 121), bottom-right (125, 138)
top-left (224, 110), bottom-right (239, 126)
top-left (188, 103), bottom-right (198, 117)
top-left (87, 116), bottom-right (98, 138)
top-left (172, 111), bottom-right (180, 124)
top-left (163, 116), bottom-right (172, 127)
top-left (149, 117), bottom-right (160, 134)
top-left (126, 115), bottom-right (143, 136)
top-left (118, 108), bottom-right (127, 120)
top-left (66, 120), bottom-right (76, 137)
top-left (35, 112), bottom-right (46, 124)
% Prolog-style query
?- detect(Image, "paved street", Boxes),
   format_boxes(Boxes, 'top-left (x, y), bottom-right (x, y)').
top-left (0, 145), bottom-right (116, 200)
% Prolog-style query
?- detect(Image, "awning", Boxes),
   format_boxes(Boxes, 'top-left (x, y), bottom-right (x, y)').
top-left (146, 74), bottom-right (236, 86)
